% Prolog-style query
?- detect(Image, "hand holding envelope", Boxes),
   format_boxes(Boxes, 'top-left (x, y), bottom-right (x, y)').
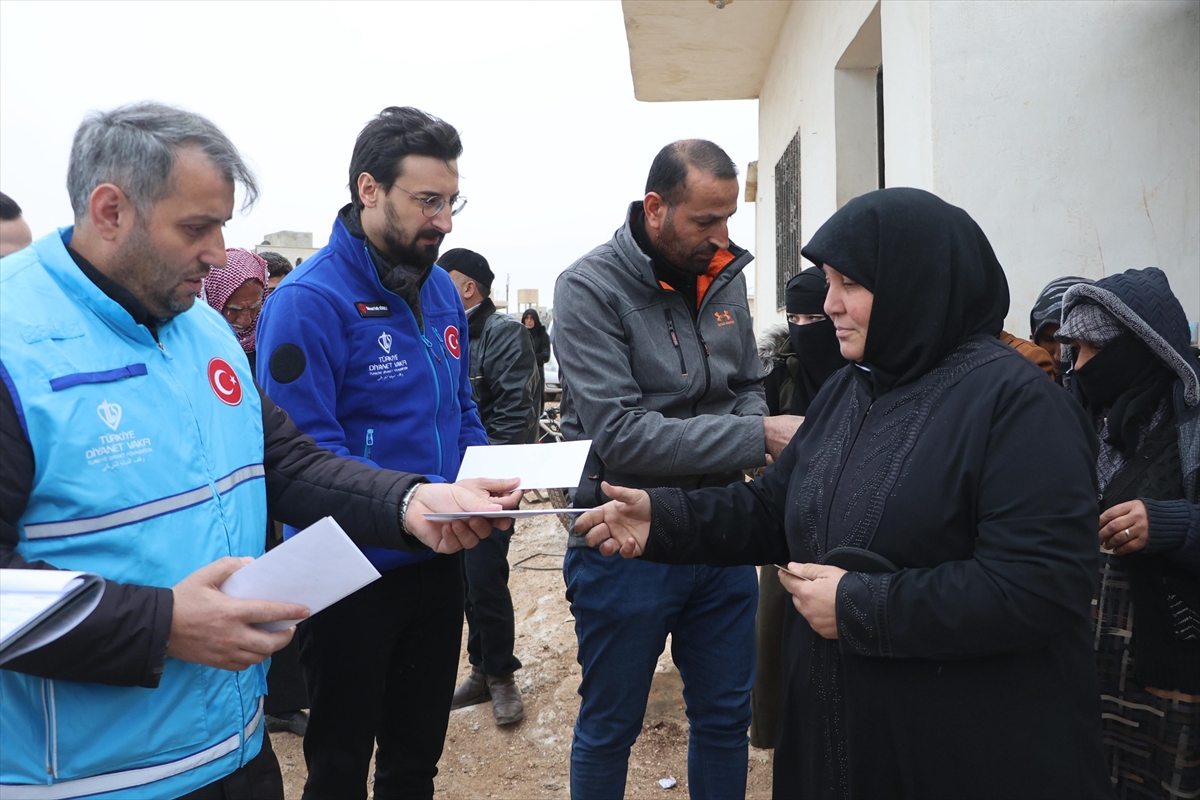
top-left (423, 440), bottom-right (593, 521)
top-left (406, 478), bottom-right (524, 550)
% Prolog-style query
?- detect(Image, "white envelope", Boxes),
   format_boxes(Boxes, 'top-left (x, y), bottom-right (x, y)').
top-left (455, 439), bottom-right (592, 490)
top-left (220, 517), bottom-right (381, 631)
top-left (423, 508), bottom-right (588, 521)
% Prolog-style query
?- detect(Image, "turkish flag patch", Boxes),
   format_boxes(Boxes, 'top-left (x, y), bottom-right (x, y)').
top-left (207, 357), bottom-right (244, 405)
top-left (444, 325), bottom-right (461, 359)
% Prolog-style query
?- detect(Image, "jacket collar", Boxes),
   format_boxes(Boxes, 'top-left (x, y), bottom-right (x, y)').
top-left (34, 227), bottom-right (164, 347)
top-left (466, 296), bottom-right (496, 342)
top-left (612, 201), bottom-right (753, 311)
top-left (335, 203), bottom-right (434, 296)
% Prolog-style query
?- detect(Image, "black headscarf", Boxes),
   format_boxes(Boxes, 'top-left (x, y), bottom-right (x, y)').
top-left (784, 268), bottom-right (846, 414)
top-left (800, 188), bottom-right (1009, 394)
top-left (522, 308), bottom-right (546, 336)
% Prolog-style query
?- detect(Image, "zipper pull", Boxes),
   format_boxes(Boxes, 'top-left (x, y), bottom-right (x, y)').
top-left (364, 428), bottom-right (374, 459)
top-left (664, 308), bottom-right (688, 376)
top-left (664, 310), bottom-right (680, 347)
top-left (422, 335), bottom-right (443, 363)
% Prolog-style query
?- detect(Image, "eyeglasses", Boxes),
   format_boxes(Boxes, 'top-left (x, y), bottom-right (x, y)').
top-left (394, 186), bottom-right (468, 218)
top-left (222, 299), bottom-right (263, 320)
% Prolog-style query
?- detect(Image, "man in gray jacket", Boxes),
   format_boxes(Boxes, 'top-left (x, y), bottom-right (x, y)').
top-left (443, 247), bottom-right (538, 726)
top-left (554, 140), bottom-right (803, 798)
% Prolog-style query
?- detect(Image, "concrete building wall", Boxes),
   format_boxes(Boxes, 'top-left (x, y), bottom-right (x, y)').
top-left (754, 1), bottom-right (880, 332)
top-left (752, 0), bottom-right (1198, 336)
top-left (927, 0), bottom-right (1199, 332)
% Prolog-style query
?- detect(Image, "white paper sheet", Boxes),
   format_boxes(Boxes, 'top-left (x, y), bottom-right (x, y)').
top-left (455, 439), bottom-right (592, 490)
top-left (220, 517), bottom-right (381, 632)
top-left (1, 569), bottom-right (105, 663)
top-left (423, 508), bottom-right (588, 521)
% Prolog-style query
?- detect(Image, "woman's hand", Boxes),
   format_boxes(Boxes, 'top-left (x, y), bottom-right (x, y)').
top-left (1099, 500), bottom-right (1149, 555)
top-left (778, 562), bottom-right (847, 639)
top-left (576, 482), bottom-right (651, 558)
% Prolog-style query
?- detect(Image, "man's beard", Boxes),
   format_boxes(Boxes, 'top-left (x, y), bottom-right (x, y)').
top-left (113, 221), bottom-right (204, 320)
top-left (379, 201), bottom-right (443, 268)
top-left (655, 207), bottom-right (718, 275)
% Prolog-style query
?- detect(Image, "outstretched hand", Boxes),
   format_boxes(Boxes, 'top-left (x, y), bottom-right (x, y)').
top-left (576, 482), bottom-right (652, 558)
top-left (405, 478), bottom-right (523, 553)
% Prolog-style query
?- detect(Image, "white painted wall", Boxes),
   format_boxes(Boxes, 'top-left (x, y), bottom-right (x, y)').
top-left (927, 0), bottom-right (1199, 333)
top-left (754, 0), bottom-right (879, 333)
top-left (753, 0), bottom-right (1198, 337)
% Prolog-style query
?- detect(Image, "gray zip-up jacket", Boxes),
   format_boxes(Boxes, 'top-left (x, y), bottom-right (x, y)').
top-left (554, 203), bottom-right (768, 513)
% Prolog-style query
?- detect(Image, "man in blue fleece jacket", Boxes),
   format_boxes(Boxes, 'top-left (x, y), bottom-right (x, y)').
top-left (256, 107), bottom-right (488, 799)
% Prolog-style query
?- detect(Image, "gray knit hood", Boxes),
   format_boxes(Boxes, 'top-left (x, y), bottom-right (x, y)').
top-left (1059, 268), bottom-right (1199, 408)
top-left (1059, 267), bottom-right (1199, 501)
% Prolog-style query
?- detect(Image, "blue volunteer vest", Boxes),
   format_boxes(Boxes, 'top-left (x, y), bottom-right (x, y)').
top-left (0, 229), bottom-right (268, 799)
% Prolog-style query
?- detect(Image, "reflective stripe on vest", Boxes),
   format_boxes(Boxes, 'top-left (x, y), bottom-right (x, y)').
top-left (23, 464), bottom-right (265, 540)
top-left (0, 700), bottom-right (263, 800)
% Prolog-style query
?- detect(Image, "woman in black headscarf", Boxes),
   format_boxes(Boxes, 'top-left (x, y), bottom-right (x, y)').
top-left (761, 267), bottom-right (847, 417)
top-left (576, 189), bottom-right (1111, 798)
top-left (522, 308), bottom-right (551, 416)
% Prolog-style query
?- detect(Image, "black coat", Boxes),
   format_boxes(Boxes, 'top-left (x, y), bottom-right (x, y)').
top-left (641, 337), bottom-right (1112, 799)
top-left (467, 298), bottom-right (539, 445)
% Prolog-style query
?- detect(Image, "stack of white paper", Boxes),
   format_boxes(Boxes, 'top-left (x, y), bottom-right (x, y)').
top-left (1, 569), bottom-right (105, 664)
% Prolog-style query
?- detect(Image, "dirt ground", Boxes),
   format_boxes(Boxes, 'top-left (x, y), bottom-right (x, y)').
top-left (270, 492), bottom-right (774, 799)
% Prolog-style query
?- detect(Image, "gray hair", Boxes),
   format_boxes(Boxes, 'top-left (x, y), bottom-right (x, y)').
top-left (67, 101), bottom-right (258, 220)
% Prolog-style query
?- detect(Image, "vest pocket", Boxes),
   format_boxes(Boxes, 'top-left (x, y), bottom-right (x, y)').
top-left (49, 660), bottom-right (211, 780)
top-left (49, 364), bottom-right (148, 391)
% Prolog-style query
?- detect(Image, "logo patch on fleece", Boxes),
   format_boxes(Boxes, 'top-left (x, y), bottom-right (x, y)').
top-left (355, 301), bottom-right (392, 318)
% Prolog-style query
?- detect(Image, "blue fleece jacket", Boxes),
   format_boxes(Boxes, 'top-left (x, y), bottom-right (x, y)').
top-left (256, 215), bottom-right (487, 570)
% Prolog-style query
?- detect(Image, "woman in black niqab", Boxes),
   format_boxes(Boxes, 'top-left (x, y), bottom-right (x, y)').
top-left (784, 267), bottom-right (847, 414)
top-left (801, 188), bottom-right (1010, 394)
top-left (577, 188), bottom-right (1111, 798)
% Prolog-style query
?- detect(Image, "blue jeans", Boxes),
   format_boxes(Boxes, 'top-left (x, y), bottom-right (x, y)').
top-left (563, 547), bottom-right (757, 800)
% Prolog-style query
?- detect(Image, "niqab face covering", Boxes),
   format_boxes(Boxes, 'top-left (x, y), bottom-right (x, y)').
top-left (784, 267), bottom-right (846, 412)
top-left (1074, 333), bottom-right (1175, 456)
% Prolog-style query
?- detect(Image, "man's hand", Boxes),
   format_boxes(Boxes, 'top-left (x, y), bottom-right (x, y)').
top-left (778, 562), bottom-right (846, 639)
top-left (578, 482), bottom-right (652, 558)
top-left (764, 415), bottom-right (804, 462)
top-left (405, 478), bottom-right (523, 554)
top-left (167, 557), bottom-right (310, 671)
top-left (1100, 500), bottom-right (1149, 555)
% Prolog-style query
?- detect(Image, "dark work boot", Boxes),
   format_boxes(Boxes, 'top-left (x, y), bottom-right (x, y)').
top-left (451, 665), bottom-right (491, 710)
top-left (486, 672), bottom-right (525, 726)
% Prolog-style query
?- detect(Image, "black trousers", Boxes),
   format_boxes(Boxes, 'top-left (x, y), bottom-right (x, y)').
top-left (177, 733), bottom-right (283, 800)
top-left (297, 554), bottom-right (463, 800)
top-left (462, 527), bottom-right (521, 677)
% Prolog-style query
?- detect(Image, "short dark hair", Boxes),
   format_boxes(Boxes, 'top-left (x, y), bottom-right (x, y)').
top-left (348, 107), bottom-right (463, 211)
top-left (258, 250), bottom-right (293, 277)
top-left (645, 139), bottom-right (738, 206)
top-left (0, 191), bottom-right (22, 221)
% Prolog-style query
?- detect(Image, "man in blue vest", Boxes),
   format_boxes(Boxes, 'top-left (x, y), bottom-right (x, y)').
top-left (257, 106), bottom-right (490, 800)
top-left (0, 101), bottom-right (518, 800)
